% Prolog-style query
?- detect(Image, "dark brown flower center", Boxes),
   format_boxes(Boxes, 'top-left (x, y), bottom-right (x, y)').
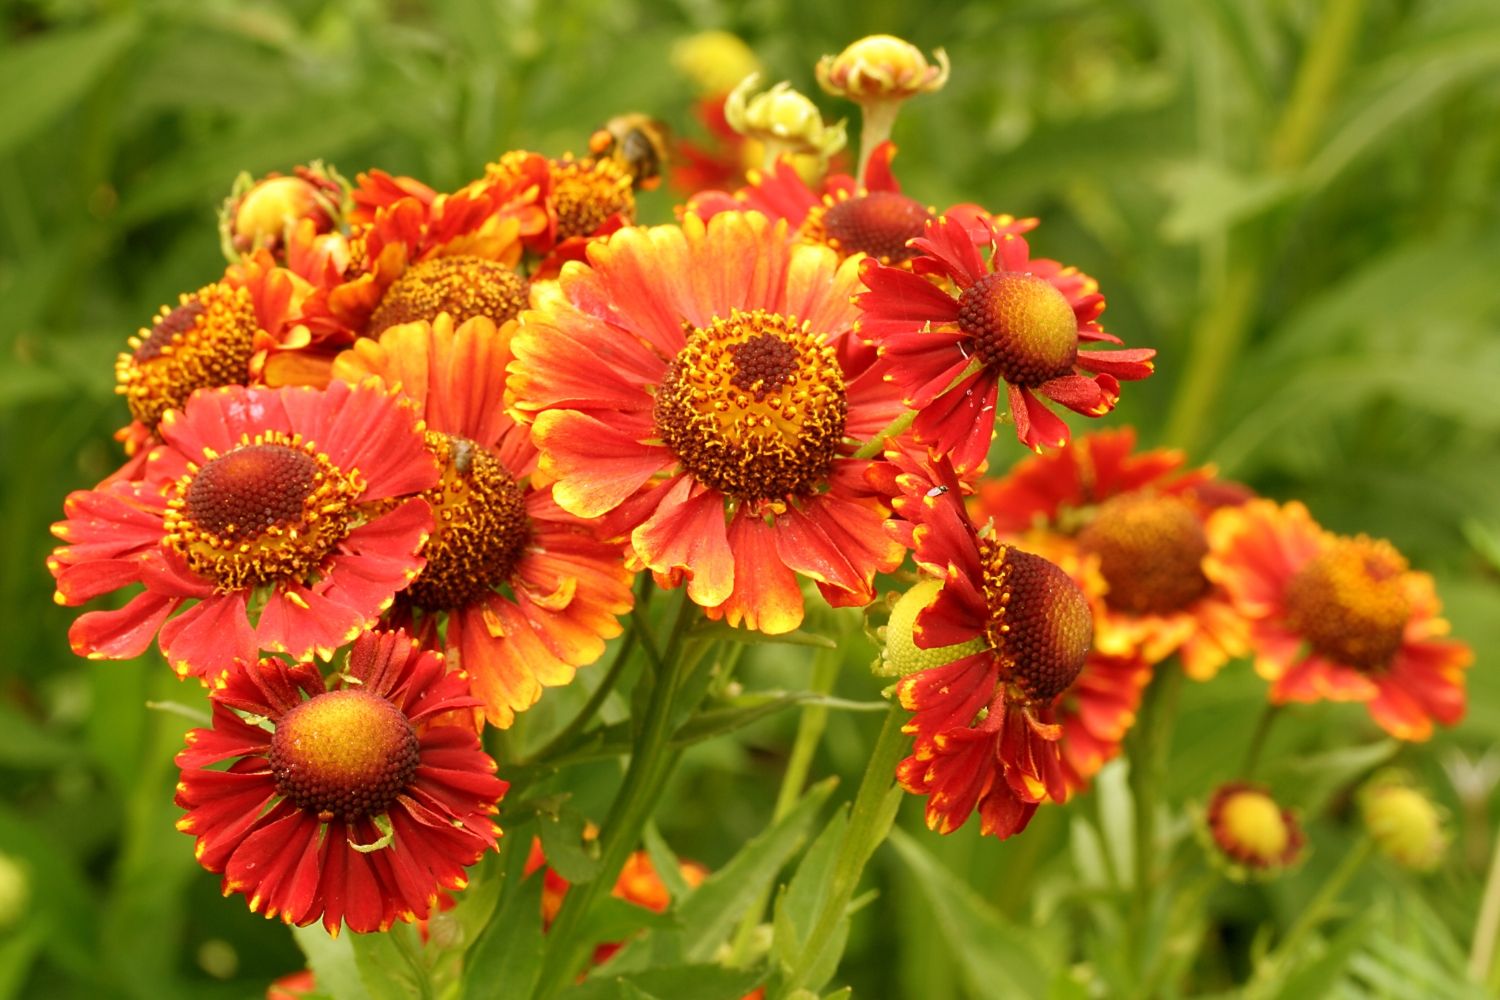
top-left (654, 310), bottom-right (847, 503)
top-left (1077, 494), bottom-right (1210, 615)
top-left (957, 272), bottom-right (1078, 386)
top-left (1284, 536), bottom-right (1410, 672)
top-left (405, 433), bottom-right (531, 610)
top-left (818, 191), bottom-right (931, 263)
top-left (979, 541), bottom-right (1092, 701)
top-left (117, 286), bottom-right (258, 429)
top-left (368, 255), bottom-right (529, 335)
top-left (270, 689), bottom-right (420, 822)
top-left (164, 437), bottom-right (362, 590)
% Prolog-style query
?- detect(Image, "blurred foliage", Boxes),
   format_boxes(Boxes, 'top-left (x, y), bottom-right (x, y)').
top-left (2, 0), bottom-right (1498, 997)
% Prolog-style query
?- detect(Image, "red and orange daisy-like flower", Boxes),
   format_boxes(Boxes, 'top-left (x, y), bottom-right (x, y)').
top-left (112, 251), bottom-right (312, 477)
top-left (856, 216), bottom-right (1155, 466)
top-left (175, 629), bottom-right (507, 934)
top-left (49, 380), bottom-right (437, 681)
top-left (332, 314), bottom-right (635, 727)
top-left (509, 211), bottom-right (905, 633)
top-left (976, 429), bottom-right (1252, 680)
top-left (1204, 499), bottom-right (1471, 741)
top-left (307, 168), bottom-right (546, 354)
top-left (1054, 652), bottom-right (1151, 796)
top-left (478, 150), bottom-right (637, 278)
top-left (893, 487), bottom-right (1093, 839)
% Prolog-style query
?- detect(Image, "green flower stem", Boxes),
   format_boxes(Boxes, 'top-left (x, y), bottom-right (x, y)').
top-left (1129, 662), bottom-right (1184, 937)
top-left (1163, 0), bottom-right (1366, 453)
top-left (855, 99), bottom-right (901, 180)
top-left (852, 360), bottom-right (984, 462)
top-left (727, 647), bottom-right (842, 965)
top-left (1240, 703), bottom-right (1283, 779)
top-left (533, 592), bottom-right (700, 999)
top-left (1468, 823), bottom-right (1500, 984)
top-left (783, 701), bottom-right (909, 994)
top-left (1249, 836), bottom-right (1374, 997)
top-left (524, 624), bottom-right (637, 766)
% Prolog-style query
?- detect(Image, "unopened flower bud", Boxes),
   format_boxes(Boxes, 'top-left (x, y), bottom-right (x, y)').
top-left (0, 853), bottom-right (29, 931)
top-left (816, 35), bottom-right (950, 103)
top-left (724, 75), bottom-right (846, 164)
top-left (219, 163), bottom-right (345, 261)
top-left (1360, 772), bottom-right (1447, 871)
top-left (1200, 782), bottom-right (1305, 881)
top-left (878, 579), bottom-right (986, 677)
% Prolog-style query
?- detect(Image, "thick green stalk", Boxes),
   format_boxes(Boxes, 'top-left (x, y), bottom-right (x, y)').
top-left (855, 99), bottom-right (901, 180)
top-left (1240, 703), bottom-right (1283, 779)
top-left (533, 594), bottom-right (698, 998)
top-left (728, 648), bottom-right (842, 964)
top-left (782, 702), bottom-right (909, 994)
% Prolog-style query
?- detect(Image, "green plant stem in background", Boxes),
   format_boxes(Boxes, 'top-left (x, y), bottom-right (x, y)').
top-left (728, 647), bottom-right (843, 965)
top-left (782, 702), bottom-right (909, 994)
top-left (1240, 703), bottom-right (1283, 779)
top-left (533, 593), bottom-right (700, 999)
top-left (525, 622), bottom-right (638, 766)
top-left (1163, 0), bottom-right (1367, 453)
top-left (1128, 663), bottom-right (1184, 936)
top-left (1469, 826), bottom-right (1500, 985)
top-left (1248, 836), bottom-right (1374, 998)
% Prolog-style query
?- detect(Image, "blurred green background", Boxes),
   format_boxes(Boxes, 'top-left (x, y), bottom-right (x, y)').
top-left (3, 1), bottom-right (1499, 997)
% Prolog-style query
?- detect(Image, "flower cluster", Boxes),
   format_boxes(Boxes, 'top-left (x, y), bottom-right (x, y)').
top-left (46, 31), bottom-right (1473, 974)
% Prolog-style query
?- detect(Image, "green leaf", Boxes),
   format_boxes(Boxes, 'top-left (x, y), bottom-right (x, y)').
top-left (566, 964), bottom-right (766, 1000)
top-left (1158, 161), bottom-right (1295, 243)
top-left (0, 704), bottom-right (81, 768)
top-left (348, 928), bottom-right (424, 1000)
top-left (0, 17), bottom-right (139, 155)
top-left (461, 865), bottom-right (546, 1000)
top-left (641, 824), bottom-right (690, 903)
top-left (771, 808), bottom-right (848, 977)
top-left (538, 801), bottom-right (603, 884)
top-left (1263, 908), bottom-right (1377, 1000)
top-left (1264, 740), bottom-right (1398, 814)
top-left (293, 926), bottom-right (374, 1000)
top-left (888, 828), bottom-right (1055, 1000)
top-left (689, 620), bottom-right (839, 649)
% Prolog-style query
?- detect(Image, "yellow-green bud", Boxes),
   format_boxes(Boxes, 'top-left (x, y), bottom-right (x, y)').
top-left (878, 579), bottom-right (987, 677)
top-left (724, 75), bottom-right (847, 162)
top-left (1360, 772), bottom-right (1447, 872)
top-left (671, 31), bottom-right (761, 96)
top-left (816, 35), bottom-right (950, 103)
top-left (0, 853), bottom-right (29, 931)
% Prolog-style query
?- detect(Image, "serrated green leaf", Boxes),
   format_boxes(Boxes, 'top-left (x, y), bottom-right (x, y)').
top-left (888, 828), bottom-right (1055, 1000)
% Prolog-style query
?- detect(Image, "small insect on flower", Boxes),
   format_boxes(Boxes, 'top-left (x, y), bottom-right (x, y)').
top-left (589, 114), bottom-right (672, 191)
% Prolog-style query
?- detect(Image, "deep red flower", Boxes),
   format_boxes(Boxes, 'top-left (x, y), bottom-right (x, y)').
top-left (1205, 500), bottom-right (1470, 740)
top-left (509, 211), bottom-right (906, 633)
top-left (856, 217), bottom-right (1155, 466)
top-left (50, 381), bottom-right (437, 681)
top-left (892, 488), bottom-right (1093, 838)
top-left (175, 630), bottom-right (507, 934)
top-left (975, 429), bottom-right (1251, 679)
top-left (332, 315), bottom-right (635, 727)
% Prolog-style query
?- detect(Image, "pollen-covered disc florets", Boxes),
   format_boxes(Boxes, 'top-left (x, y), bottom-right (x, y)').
top-left (405, 432), bottom-right (530, 610)
top-left (1284, 535), bottom-right (1411, 672)
top-left (270, 689), bottom-right (420, 822)
top-left (810, 191), bottom-right (931, 264)
top-left (653, 309), bottom-right (847, 502)
top-left (979, 541), bottom-right (1092, 701)
top-left (117, 284), bottom-right (258, 429)
top-left (163, 435), bottom-right (363, 591)
top-left (368, 255), bottom-right (529, 335)
top-left (550, 156), bottom-right (635, 241)
top-left (957, 272), bottom-right (1079, 386)
top-left (1078, 494), bottom-right (1210, 615)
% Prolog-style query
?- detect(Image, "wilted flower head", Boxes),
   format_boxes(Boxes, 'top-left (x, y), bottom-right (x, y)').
top-left (817, 34), bottom-right (950, 103)
top-left (724, 75), bottom-right (847, 164)
top-left (1360, 771), bottom-right (1448, 871)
